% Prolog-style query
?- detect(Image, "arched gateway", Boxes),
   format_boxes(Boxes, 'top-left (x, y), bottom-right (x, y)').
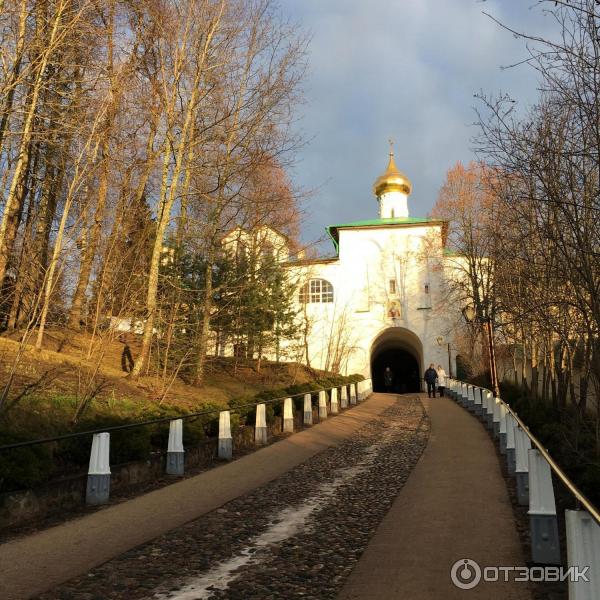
top-left (370, 327), bottom-right (423, 393)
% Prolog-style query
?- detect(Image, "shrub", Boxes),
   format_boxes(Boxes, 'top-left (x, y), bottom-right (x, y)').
top-left (0, 432), bottom-right (54, 492)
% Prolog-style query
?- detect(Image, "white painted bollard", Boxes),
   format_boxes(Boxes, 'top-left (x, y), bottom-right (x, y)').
top-left (330, 388), bottom-right (339, 414)
top-left (566, 509), bottom-right (600, 600)
top-left (499, 405), bottom-right (508, 455)
top-left (218, 410), bottom-right (233, 460)
top-left (340, 385), bottom-right (348, 409)
top-left (492, 397), bottom-right (502, 437)
top-left (484, 391), bottom-right (494, 429)
top-left (166, 419), bottom-right (184, 476)
top-left (467, 385), bottom-right (475, 412)
top-left (515, 426), bottom-right (531, 505)
top-left (480, 387), bottom-right (487, 412)
top-left (350, 384), bottom-right (357, 405)
top-left (358, 381), bottom-right (365, 401)
top-left (318, 390), bottom-right (328, 419)
top-left (473, 387), bottom-right (483, 417)
top-left (460, 383), bottom-right (468, 407)
top-left (303, 393), bottom-right (313, 425)
top-left (255, 403), bottom-right (268, 445)
top-left (283, 397), bottom-right (294, 433)
top-left (86, 432), bottom-right (110, 505)
top-left (506, 413), bottom-right (517, 475)
top-left (528, 449), bottom-right (560, 564)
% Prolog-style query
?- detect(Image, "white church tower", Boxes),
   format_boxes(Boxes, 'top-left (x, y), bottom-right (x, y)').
top-left (373, 141), bottom-right (412, 219)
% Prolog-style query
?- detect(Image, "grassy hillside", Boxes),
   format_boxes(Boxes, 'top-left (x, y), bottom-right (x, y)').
top-left (0, 329), bottom-right (339, 439)
top-left (0, 330), bottom-right (363, 492)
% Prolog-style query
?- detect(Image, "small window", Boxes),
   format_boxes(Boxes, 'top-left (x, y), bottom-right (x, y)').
top-left (299, 279), bottom-right (334, 303)
top-left (424, 283), bottom-right (430, 294)
top-left (389, 279), bottom-right (397, 294)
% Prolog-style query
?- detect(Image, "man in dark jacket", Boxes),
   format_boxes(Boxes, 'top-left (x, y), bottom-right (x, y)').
top-left (383, 367), bottom-right (393, 392)
top-left (424, 364), bottom-right (438, 398)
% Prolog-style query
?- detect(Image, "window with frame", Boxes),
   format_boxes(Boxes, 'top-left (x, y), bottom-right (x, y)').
top-left (389, 279), bottom-right (397, 294)
top-left (299, 278), bottom-right (334, 303)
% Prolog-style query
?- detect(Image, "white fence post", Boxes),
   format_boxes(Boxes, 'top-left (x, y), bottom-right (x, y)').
top-left (350, 383), bottom-right (357, 405)
top-left (255, 403), bottom-right (268, 445)
top-left (484, 391), bottom-right (494, 430)
top-left (515, 426), bottom-right (531, 505)
top-left (86, 432), bottom-right (111, 505)
top-left (283, 397), bottom-right (294, 433)
top-left (330, 388), bottom-right (339, 414)
top-left (478, 387), bottom-right (486, 416)
top-left (318, 390), bottom-right (328, 419)
top-left (528, 449), bottom-right (560, 564)
top-left (499, 405), bottom-right (508, 455)
top-left (460, 383), bottom-right (468, 407)
top-left (303, 393), bottom-right (313, 426)
top-left (467, 385), bottom-right (475, 412)
top-left (340, 385), bottom-right (348, 409)
top-left (506, 413), bottom-right (517, 475)
top-left (492, 397), bottom-right (502, 437)
top-left (473, 386), bottom-right (483, 417)
top-left (218, 410), bottom-right (233, 460)
top-left (166, 419), bottom-right (184, 476)
top-left (566, 509), bottom-right (600, 600)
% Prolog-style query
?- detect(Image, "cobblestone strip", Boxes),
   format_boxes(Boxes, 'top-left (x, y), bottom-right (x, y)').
top-left (39, 396), bottom-right (429, 600)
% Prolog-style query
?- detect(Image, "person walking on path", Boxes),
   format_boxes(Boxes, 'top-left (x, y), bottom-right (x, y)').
top-left (383, 367), bottom-right (394, 392)
top-left (436, 364), bottom-right (447, 397)
top-left (424, 364), bottom-right (438, 398)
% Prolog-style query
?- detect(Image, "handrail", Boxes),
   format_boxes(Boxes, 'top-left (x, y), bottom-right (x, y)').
top-left (0, 381), bottom-right (362, 452)
top-left (454, 378), bottom-right (600, 527)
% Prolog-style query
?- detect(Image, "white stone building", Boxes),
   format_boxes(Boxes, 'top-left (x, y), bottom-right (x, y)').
top-left (224, 148), bottom-right (462, 392)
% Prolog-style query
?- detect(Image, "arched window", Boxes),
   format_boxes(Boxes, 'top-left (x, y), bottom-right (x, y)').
top-left (299, 278), bottom-right (334, 303)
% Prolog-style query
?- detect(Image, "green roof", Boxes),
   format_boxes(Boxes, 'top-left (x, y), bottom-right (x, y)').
top-left (326, 216), bottom-right (445, 252)
top-left (329, 216), bottom-right (436, 228)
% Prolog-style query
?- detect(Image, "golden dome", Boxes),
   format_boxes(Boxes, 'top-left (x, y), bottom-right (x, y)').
top-left (373, 145), bottom-right (412, 197)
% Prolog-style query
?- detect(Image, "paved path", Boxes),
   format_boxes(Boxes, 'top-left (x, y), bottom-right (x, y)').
top-left (0, 394), bottom-right (398, 600)
top-left (338, 395), bottom-right (532, 600)
top-left (37, 395), bottom-right (429, 599)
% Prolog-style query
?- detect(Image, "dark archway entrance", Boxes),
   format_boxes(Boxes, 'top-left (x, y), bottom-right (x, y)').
top-left (372, 348), bottom-right (420, 393)
top-left (370, 327), bottom-right (423, 394)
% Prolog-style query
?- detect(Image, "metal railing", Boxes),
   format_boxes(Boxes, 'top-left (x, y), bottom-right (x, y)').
top-left (448, 377), bottom-right (600, 591)
top-left (0, 380), bottom-right (367, 452)
top-left (0, 378), bottom-right (373, 507)
top-left (501, 395), bottom-right (600, 527)
top-left (453, 378), bottom-right (599, 526)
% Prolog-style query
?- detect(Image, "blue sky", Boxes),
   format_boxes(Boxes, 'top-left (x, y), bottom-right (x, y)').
top-left (279, 0), bottom-right (559, 246)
